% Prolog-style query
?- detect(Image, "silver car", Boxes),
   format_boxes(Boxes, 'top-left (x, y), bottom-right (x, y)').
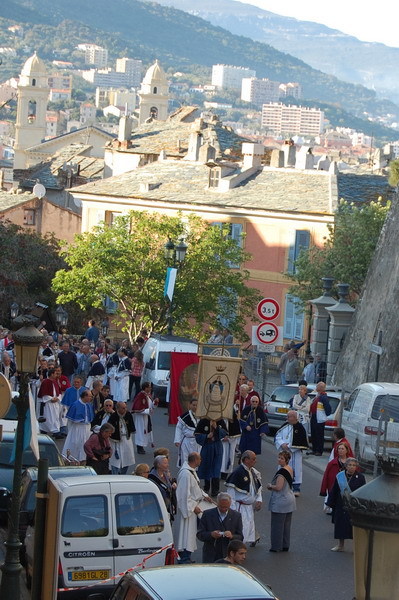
top-left (264, 384), bottom-right (342, 444)
top-left (109, 564), bottom-right (279, 600)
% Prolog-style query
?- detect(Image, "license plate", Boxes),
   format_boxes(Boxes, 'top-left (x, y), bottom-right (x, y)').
top-left (276, 407), bottom-right (288, 414)
top-left (69, 570), bottom-right (110, 581)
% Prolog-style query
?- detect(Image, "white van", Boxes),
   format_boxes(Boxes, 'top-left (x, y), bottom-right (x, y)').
top-left (25, 475), bottom-right (174, 598)
top-left (141, 334), bottom-right (197, 402)
top-left (342, 382), bottom-right (399, 466)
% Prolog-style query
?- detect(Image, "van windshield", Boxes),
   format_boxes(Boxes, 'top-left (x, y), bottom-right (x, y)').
top-left (61, 495), bottom-right (108, 537)
top-left (371, 395), bottom-right (399, 422)
top-left (157, 351), bottom-right (170, 371)
top-left (116, 493), bottom-right (164, 535)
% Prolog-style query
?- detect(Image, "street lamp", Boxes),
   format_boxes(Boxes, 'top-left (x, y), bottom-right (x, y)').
top-left (55, 305), bottom-right (68, 328)
top-left (344, 455), bottom-right (399, 600)
top-left (101, 318), bottom-right (109, 337)
top-left (10, 302), bottom-right (19, 319)
top-left (0, 312), bottom-right (44, 598)
top-left (163, 237), bottom-right (188, 335)
top-left (175, 239), bottom-right (188, 264)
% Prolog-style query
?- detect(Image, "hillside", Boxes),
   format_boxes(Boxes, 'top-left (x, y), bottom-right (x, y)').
top-left (157, 0), bottom-right (399, 105)
top-left (1, 0), bottom-right (398, 141)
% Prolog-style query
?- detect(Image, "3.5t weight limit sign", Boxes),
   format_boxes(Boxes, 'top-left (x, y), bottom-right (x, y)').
top-left (257, 298), bottom-right (280, 321)
top-left (256, 322), bottom-right (279, 344)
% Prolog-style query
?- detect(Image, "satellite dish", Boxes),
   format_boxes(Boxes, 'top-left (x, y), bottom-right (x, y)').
top-left (33, 183), bottom-right (46, 198)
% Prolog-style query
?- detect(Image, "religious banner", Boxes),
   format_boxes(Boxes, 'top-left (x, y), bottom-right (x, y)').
top-left (199, 343), bottom-right (242, 358)
top-left (197, 355), bottom-right (242, 421)
top-left (168, 352), bottom-right (199, 425)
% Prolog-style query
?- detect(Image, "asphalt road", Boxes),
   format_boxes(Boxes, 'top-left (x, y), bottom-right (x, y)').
top-left (1, 406), bottom-right (355, 600)
top-left (152, 407), bottom-right (355, 600)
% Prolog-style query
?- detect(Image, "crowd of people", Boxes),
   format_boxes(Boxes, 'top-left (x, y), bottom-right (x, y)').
top-left (0, 323), bottom-right (363, 564)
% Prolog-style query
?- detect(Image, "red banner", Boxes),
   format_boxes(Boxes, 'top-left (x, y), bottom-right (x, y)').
top-left (168, 352), bottom-right (199, 425)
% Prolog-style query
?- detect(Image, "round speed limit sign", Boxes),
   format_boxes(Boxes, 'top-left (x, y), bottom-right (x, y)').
top-left (257, 298), bottom-right (280, 321)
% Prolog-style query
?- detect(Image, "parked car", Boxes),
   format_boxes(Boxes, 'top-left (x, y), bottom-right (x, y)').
top-left (24, 474), bottom-right (175, 598)
top-left (109, 564), bottom-right (279, 600)
top-left (264, 384), bottom-right (342, 444)
top-left (18, 465), bottom-right (97, 568)
top-left (0, 432), bottom-right (64, 523)
top-left (264, 384), bottom-right (315, 429)
top-left (342, 382), bottom-right (399, 467)
top-left (141, 333), bottom-right (197, 403)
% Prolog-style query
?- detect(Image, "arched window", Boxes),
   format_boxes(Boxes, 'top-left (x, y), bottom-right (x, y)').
top-left (32, 78), bottom-right (36, 86)
top-left (28, 100), bottom-right (37, 123)
top-left (153, 87), bottom-right (157, 94)
top-left (150, 106), bottom-right (158, 120)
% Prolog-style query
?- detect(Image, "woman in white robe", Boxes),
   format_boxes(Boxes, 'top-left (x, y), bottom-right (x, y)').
top-left (131, 381), bottom-right (158, 453)
top-left (113, 349), bottom-right (131, 404)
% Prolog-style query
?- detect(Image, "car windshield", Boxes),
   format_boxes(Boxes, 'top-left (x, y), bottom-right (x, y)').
top-left (0, 441), bottom-right (61, 467)
top-left (371, 395), bottom-right (399, 422)
top-left (157, 351), bottom-right (170, 371)
top-left (269, 387), bottom-right (297, 404)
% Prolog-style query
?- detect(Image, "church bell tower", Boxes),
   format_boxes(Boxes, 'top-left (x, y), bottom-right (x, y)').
top-left (14, 52), bottom-right (48, 169)
top-left (138, 59), bottom-right (169, 125)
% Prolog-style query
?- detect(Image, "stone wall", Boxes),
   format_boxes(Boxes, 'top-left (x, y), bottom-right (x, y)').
top-left (332, 196), bottom-right (399, 391)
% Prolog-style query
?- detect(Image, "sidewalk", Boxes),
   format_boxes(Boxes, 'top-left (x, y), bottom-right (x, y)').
top-left (0, 528), bottom-right (31, 599)
top-left (264, 434), bottom-right (372, 482)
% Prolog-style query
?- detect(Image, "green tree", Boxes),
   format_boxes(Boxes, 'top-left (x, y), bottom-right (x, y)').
top-left (389, 159), bottom-right (399, 188)
top-left (287, 199), bottom-right (390, 306)
top-left (52, 211), bottom-right (260, 341)
top-left (0, 220), bottom-right (65, 326)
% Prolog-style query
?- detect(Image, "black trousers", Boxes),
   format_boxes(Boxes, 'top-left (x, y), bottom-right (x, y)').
top-left (310, 416), bottom-right (325, 454)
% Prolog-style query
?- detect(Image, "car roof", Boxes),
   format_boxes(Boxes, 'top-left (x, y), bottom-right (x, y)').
top-left (0, 432), bottom-right (56, 444)
top-left (132, 565), bottom-right (276, 600)
top-left (24, 466), bottom-right (96, 481)
top-left (148, 333), bottom-right (197, 344)
top-left (52, 474), bottom-right (156, 491)
top-left (356, 382), bottom-right (399, 393)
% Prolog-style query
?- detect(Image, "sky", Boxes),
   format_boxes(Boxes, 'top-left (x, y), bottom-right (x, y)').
top-left (242, 0), bottom-right (398, 48)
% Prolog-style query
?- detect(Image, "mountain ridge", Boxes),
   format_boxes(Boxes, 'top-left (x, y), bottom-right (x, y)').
top-left (0, 0), bottom-right (398, 141)
top-left (156, 0), bottom-right (399, 104)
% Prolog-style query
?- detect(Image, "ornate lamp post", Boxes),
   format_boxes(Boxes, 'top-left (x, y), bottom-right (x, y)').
top-left (10, 302), bottom-right (19, 320)
top-left (55, 305), bottom-right (68, 329)
top-left (344, 455), bottom-right (399, 600)
top-left (164, 238), bottom-right (188, 335)
top-left (0, 312), bottom-right (44, 598)
top-left (101, 318), bottom-right (110, 337)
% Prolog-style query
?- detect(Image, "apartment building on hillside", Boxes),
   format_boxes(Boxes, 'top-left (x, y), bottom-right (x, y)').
top-left (262, 103), bottom-right (324, 136)
top-left (212, 64), bottom-right (256, 90)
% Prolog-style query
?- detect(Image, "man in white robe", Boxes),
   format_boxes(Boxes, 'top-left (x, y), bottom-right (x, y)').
top-left (174, 399), bottom-right (200, 467)
top-left (62, 390), bottom-right (94, 463)
top-left (108, 402), bottom-right (136, 474)
top-left (225, 450), bottom-right (262, 546)
top-left (176, 452), bottom-right (211, 563)
top-left (274, 410), bottom-right (309, 497)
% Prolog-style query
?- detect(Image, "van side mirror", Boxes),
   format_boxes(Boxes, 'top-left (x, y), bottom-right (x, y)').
top-left (270, 394), bottom-right (276, 401)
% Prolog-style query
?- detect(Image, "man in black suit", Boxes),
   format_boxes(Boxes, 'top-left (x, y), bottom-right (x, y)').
top-left (197, 492), bottom-right (243, 563)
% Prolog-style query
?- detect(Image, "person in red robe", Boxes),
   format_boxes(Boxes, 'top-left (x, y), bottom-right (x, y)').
top-left (38, 369), bottom-right (62, 438)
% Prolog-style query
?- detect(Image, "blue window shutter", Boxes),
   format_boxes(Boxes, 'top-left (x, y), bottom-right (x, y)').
top-left (284, 295), bottom-right (295, 338)
top-left (288, 230), bottom-right (310, 274)
top-left (295, 230), bottom-right (310, 259)
top-left (293, 301), bottom-right (304, 339)
top-left (230, 223), bottom-right (243, 246)
top-left (229, 223), bottom-right (243, 268)
top-left (104, 296), bottom-right (118, 314)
